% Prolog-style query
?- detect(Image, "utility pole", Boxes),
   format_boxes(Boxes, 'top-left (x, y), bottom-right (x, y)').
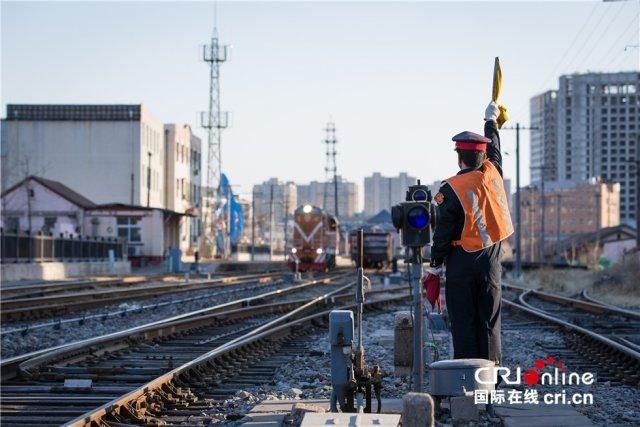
top-left (323, 122), bottom-right (339, 218)
top-left (283, 195), bottom-right (289, 261)
top-left (595, 192), bottom-right (602, 266)
top-left (269, 184), bottom-right (274, 261)
top-left (626, 137), bottom-right (640, 247)
top-left (251, 196), bottom-right (256, 261)
top-left (555, 194), bottom-right (562, 262)
top-left (200, 26), bottom-right (229, 257)
top-left (636, 137), bottom-right (640, 247)
top-left (146, 151), bottom-right (152, 207)
top-left (226, 186), bottom-right (232, 258)
top-left (129, 109), bottom-right (135, 205)
top-left (531, 165), bottom-right (554, 264)
top-left (502, 123), bottom-right (538, 276)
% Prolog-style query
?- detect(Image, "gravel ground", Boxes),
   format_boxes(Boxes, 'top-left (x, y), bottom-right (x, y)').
top-left (218, 302), bottom-right (640, 426)
top-left (1, 278), bottom-right (343, 358)
top-left (501, 308), bottom-right (640, 426)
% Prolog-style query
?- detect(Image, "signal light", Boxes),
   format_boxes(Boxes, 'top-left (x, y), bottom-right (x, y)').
top-left (411, 189), bottom-right (428, 202)
top-left (407, 206), bottom-right (429, 229)
top-left (391, 181), bottom-right (433, 248)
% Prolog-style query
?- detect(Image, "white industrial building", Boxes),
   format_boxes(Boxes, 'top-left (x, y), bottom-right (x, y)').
top-left (1, 104), bottom-right (205, 256)
top-left (1, 104), bottom-right (165, 208)
top-left (164, 124), bottom-right (203, 253)
top-left (1, 176), bottom-right (185, 264)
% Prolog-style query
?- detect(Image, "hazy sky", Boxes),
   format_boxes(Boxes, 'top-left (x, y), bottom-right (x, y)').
top-left (2, 1), bottom-right (639, 209)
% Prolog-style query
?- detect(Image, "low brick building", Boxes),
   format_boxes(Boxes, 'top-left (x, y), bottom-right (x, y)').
top-left (518, 179), bottom-right (620, 263)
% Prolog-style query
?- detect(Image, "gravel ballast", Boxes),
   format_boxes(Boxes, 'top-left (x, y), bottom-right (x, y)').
top-left (219, 301), bottom-right (640, 426)
top-left (1, 278), bottom-right (341, 358)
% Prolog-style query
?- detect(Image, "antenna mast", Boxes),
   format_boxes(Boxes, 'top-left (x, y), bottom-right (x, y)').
top-left (323, 122), bottom-right (339, 218)
top-left (200, 24), bottom-right (229, 257)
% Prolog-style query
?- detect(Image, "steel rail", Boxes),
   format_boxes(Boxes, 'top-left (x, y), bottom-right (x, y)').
top-left (511, 289), bottom-right (640, 362)
top-left (580, 289), bottom-right (640, 319)
top-left (502, 283), bottom-right (639, 320)
top-left (1, 274), bottom-right (347, 380)
top-left (0, 272), bottom-right (283, 321)
top-left (0, 276), bottom-right (156, 300)
top-left (1, 275), bottom-right (285, 337)
top-left (63, 292), bottom-right (407, 426)
top-left (1, 272), bottom-right (281, 308)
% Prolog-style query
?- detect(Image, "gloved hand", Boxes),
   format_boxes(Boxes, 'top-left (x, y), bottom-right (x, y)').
top-left (485, 101), bottom-right (500, 122)
top-left (485, 101), bottom-right (509, 128)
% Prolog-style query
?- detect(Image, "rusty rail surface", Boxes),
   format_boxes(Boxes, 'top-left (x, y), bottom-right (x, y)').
top-left (64, 292), bottom-right (407, 426)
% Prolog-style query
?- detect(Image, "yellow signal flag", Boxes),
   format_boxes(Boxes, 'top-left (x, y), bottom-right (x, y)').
top-left (492, 57), bottom-right (509, 129)
top-left (492, 57), bottom-right (502, 102)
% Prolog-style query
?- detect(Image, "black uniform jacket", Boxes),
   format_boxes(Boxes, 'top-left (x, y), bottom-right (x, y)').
top-left (430, 120), bottom-right (503, 266)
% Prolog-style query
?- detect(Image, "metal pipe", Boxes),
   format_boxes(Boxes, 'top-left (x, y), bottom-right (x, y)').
top-left (555, 194), bottom-right (561, 262)
top-left (539, 178), bottom-right (545, 262)
top-left (251, 197), bottom-right (255, 261)
top-left (410, 248), bottom-right (423, 392)
top-left (515, 123), bottom-right (521, 276)
top-left (357, 229), bottom-right (364, 351)
top-left (146, 151), bottom-right (152, 207)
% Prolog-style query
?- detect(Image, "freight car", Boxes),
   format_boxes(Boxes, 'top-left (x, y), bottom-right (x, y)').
top-left (348, 228), bottom-right (394, 269)
top-left (288, 204), bottom-right (339, 271)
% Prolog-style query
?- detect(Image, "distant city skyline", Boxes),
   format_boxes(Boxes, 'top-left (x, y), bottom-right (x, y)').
top-left (2, 1), bottom-right (639, 211)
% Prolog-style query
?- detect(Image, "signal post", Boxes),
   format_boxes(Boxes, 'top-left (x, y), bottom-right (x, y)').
top-left (391, 180), bottom-right (434, 392)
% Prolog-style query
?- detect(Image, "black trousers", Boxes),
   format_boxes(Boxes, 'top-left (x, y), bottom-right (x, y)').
top-left (445, 242), bottom-right (502, 363)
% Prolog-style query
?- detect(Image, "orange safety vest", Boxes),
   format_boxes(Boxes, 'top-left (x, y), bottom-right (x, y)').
top-left (446, 160), bottom-right (514, 252)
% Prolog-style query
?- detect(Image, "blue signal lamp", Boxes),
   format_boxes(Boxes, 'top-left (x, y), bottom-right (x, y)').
top-left (407, 205), bottom-right (429, 229)
top-left (391, 181), bottom-right (433, 248)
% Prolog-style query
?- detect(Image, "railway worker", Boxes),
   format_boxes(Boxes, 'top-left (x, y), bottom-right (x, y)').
top-left (428, 101), bottom-right (513, 364)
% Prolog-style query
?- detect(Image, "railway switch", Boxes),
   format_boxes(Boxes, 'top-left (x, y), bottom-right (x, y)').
top-left (329, 230), bottom-right (383, 414)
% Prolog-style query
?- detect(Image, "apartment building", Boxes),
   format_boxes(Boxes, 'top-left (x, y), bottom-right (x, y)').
top-left (363, 172), bottom-right (417, 216)
top-left (529, 72), bottom-right (640, 226)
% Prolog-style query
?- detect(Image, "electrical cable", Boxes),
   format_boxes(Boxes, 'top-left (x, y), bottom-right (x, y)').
top-left (508, 1), bottom-right (603, 120)
top-left (597, 14), bottom-right (639, 69)
top-left (569, 0), bottom-right (631, 74)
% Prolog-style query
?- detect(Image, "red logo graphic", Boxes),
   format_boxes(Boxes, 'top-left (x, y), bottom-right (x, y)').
top-left (523, 356), bottom-right (566, 385)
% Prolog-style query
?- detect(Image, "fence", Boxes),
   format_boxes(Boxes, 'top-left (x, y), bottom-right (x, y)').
top-left (1, 230), bottom-right (124, 263)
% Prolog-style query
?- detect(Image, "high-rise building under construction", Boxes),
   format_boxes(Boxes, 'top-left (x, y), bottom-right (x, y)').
top-left (530, 71), bottom-right (640, 226)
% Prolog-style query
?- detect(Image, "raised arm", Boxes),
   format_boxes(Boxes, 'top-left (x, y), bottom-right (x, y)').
top-left (484, 102), bottom-right (503, 177)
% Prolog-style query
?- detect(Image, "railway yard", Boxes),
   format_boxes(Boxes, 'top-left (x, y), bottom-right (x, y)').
top-left (0, 264), bottom-right (638, 426)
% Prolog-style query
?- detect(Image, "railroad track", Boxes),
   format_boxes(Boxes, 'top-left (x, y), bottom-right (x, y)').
top-left (0, 276), bottom-right (160, 300)
top-left (1, 273), bottom-right (407, 425)
top-left (502, 283), bottom-right (640, 387)
top-left (0, 272), bottom-right (283, 322)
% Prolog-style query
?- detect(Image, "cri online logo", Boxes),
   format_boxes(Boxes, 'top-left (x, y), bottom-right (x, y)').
top-left (475, 356), bottom-right (595, 386)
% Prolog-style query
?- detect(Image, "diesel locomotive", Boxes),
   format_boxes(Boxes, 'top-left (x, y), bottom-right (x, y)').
top-left (289, 204), bottom-right (339, 271)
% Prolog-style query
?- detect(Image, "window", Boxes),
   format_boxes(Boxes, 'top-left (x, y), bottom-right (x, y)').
top-left (42, 217), bottom-right (57, 233)
top-left (116, 217), bottom-right (142, 243)
top-left (5, 217), bottom-right (19, 233)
